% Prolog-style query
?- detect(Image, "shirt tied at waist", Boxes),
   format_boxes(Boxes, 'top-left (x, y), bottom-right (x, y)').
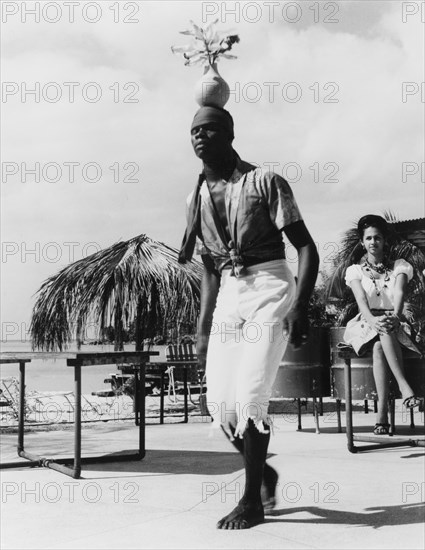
top-left (221, 240), bottom-right (286, 277)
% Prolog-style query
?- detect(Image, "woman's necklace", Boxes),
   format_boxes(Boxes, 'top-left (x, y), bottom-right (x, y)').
top-left (362, 258), bottom-right (391, 296)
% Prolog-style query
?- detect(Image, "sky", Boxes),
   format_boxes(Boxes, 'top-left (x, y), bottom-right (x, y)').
top-left (1, 0), bottom-right (424, 341)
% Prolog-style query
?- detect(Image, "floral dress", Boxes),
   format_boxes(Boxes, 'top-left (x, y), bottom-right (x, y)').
top-left (343, 259), bottom-right (420, 356)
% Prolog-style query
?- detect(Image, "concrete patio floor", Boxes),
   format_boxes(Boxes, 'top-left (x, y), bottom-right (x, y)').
top-left (1, 404), bottom-right (424, 550)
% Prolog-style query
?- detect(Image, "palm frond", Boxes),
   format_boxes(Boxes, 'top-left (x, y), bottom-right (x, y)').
top-left (336, 302), bottom-right (359, 327)
top-left (383, 210), bottom-right (399, 224)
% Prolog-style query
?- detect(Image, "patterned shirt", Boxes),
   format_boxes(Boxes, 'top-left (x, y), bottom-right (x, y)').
top-left (186, 157), bottom-right (303, 273)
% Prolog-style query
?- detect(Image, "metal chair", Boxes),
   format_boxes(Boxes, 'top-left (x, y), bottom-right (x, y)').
top-left (160, 343), bottom-right (205, 423)
top-left (330, 327), bottom-right (425, 452)
top-left (0, 377), bottom-right (23, 420)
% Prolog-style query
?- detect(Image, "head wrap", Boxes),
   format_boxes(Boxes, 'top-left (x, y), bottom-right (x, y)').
top-left (191, 106), bottom-right (234, 139)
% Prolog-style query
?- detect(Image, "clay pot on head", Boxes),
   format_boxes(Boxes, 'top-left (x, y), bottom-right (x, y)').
top-left (194, 63), bottom-right (230, 108)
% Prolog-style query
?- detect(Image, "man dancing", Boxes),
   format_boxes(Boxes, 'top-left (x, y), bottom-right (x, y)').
top-left (179, 105), bottom-right (319, 529)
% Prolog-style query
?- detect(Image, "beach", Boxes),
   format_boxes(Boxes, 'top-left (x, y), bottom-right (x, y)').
top-left (0, 341), bottom-right (202, 428)
top-left (0, 340), bottom-right (167, 394)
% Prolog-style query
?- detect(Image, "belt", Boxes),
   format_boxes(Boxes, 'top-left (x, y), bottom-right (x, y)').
top-left (221, 253), bottom-right (286, 277)
top-left (242, 254), bottom-right (286, 267)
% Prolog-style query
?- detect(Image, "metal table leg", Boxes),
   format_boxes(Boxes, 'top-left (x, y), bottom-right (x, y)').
top-left (344, 356), bottom-right (356, 453)
top-left (410, 408), bottom-right (415, 429)
top-left (313, 397), bottom-right (320, 434)
top-left (296, 399), bottom-right (302, 431)
top-left (160, 369), bottom-right (165, 425)
top-left (4, 357), bottom-right (149, 477)
top-left (183, 368), bottom-right (188, 423)
top-left (1, 362), bottom-right (41, 470)
top-left (390, 397), bottom-right (395, 435)
top-left (74, 365), bottom-right (82, 475)
top-left (343, 355), bottom-right (424, 452)
top-left (138, 363), bottom-right (145, 458)
top-left (336, 399), bottom-right (342, 433)
top-left (18, 361), bottom-right (26, 454)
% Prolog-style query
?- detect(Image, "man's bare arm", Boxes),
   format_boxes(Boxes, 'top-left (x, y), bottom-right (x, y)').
top-left (282, 220), bottom-right (319, 349)
top-left (197, 254), bottom-right (221, 367)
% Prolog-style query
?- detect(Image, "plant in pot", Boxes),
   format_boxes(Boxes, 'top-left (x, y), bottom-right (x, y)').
top-left (171, 19), bottom-right (240, 108)
top-left (271, 273), bottom-right (334, 404)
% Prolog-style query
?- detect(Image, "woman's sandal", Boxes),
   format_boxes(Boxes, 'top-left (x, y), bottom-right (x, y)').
top-left (403, 396), bottom-right (421, 409)
top-left (373, 423), bottom-right (390, 435)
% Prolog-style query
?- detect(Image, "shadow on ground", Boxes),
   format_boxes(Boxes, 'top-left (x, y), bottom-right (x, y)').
top-left (83, 448), bottom-right (244, 476)
top-left (267, 502), bottom-right (425, 529)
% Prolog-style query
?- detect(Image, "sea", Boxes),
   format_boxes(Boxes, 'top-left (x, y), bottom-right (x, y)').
top-left (0, 340), bottom-right (168, 394)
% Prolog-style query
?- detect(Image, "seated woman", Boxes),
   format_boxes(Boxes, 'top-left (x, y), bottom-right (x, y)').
top-left (344, 214), bottom-right (421, 435)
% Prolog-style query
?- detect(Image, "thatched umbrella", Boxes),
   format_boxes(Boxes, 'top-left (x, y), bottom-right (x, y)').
top-left (30, 234), bottom-right (203, 351)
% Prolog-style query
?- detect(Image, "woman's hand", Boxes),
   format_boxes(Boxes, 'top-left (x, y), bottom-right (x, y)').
top-left (384, 312), bottom-right (401, 332)
top-left (371, 315), bottom-right (392, 335)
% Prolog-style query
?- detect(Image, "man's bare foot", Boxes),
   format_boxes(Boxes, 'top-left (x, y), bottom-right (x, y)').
top-left (216, 500), bottom-right (264, 530)
top-left (261, 465), bottom-right (278, 513)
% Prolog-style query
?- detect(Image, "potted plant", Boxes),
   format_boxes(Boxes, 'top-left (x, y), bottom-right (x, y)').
top-left (171, 20), bottom-right (240, 108)
top-left (271, 275), bottom-right (333, 401)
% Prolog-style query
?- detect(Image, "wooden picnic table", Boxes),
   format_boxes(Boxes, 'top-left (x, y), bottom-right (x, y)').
top-left (0, 351), bottom-right (158, 478)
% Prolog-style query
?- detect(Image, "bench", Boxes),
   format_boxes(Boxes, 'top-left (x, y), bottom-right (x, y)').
top-left (0, 377), bottom-right (21, 417)
top-left (100, 344), bottom-right (208, 423)
top-left (147, 344), bottom-right (206, 423)
top-left (92, 371), bottom-right (162, 398)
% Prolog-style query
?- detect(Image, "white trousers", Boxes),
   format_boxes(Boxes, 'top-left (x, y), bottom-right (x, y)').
top-left (205, 259), bottom-right (296, 438)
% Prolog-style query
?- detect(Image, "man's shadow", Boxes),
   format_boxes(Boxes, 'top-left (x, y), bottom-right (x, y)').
top-left (84, 448), bottom-right (244, 477)
top-left (267, 502), bottom-right (425, 529)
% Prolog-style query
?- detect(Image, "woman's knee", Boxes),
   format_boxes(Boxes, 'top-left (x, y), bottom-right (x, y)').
top-left (373, 341), bottom-right (384, 359)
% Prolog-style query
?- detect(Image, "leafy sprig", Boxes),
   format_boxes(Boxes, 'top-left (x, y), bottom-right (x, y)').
top-left (171, 19), bottom-right (240, 67)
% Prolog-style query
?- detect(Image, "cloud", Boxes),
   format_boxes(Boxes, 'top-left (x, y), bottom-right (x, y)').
top-left (1, 1), bottom-right (423, 327)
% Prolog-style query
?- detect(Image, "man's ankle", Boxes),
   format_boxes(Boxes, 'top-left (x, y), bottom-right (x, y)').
top-left (239, 495), bottom-right (263, 508)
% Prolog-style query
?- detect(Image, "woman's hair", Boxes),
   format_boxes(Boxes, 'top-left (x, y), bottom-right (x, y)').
top-left (357, 214), bottom-right (389, 239)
